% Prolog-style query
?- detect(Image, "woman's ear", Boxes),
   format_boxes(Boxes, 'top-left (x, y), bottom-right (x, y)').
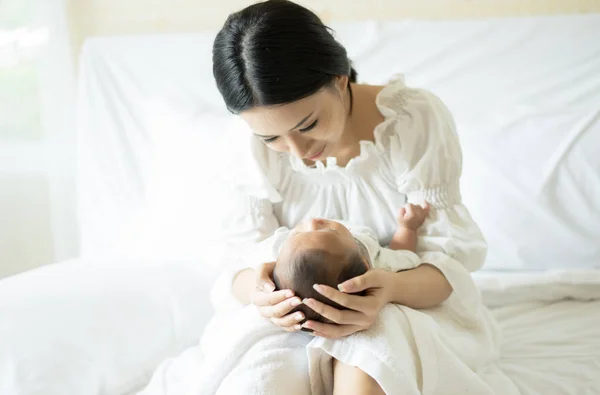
top-left (335, 75), bottom-right (349, 94)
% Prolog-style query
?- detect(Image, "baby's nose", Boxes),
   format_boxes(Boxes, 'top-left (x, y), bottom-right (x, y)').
top-left (310, 218), bottom-right (324, 230)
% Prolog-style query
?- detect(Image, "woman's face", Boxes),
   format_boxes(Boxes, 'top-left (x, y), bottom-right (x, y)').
top-left (240, 77), bottom-right (349, 161)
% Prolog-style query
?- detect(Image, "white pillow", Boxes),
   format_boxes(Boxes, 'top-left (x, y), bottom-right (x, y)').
top-left (76, 35), bottom-right (232, 261)
top-left (460, 107), bottom-right (600, 270)
top-left (0, 258), bottom-right (213, 395)
top-left (108, 101), bottom-right (235, 265)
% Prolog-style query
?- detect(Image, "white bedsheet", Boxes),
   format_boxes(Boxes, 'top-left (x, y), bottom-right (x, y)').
top-left (495, 300), bottom-right (600, 395)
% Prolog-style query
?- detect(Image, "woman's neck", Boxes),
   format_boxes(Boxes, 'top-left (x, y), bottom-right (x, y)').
top-left (332, 84), bottom-right (385, 166)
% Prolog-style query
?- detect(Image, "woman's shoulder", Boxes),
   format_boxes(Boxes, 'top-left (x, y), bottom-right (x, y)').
top-left (376, 74), bottom-right (452, 123)
top-left (225, 117), bottom-right (284, 202)
top-left (372, 75), bottom-right (463, 185)
top-left (374, 74), bottom-right (460, 149)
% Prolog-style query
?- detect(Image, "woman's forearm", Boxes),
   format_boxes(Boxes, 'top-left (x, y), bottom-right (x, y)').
top-left (232, 268), bottom-right (255, 305)
top-left (386, 264), bottom-right (452, 309)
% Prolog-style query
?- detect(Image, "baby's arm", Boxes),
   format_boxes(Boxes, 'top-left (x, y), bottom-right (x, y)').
top-left (388, 202), bottom-right (429, 252)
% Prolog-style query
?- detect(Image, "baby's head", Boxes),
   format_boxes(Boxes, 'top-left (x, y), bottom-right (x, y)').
top-left (273, 218), bottom-right (370, 325)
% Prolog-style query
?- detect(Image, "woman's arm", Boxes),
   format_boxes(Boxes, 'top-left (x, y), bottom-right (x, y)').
top-left (334, 263), bottom-right (451, 311)
top-left (299, 265), bottom-right (452, 338)
top-left (385, 264), bottom-right (452, 309)
top-left (230, 263), bottom-right (306, 331)
top-left (232, 268), bottom-right (257, 305)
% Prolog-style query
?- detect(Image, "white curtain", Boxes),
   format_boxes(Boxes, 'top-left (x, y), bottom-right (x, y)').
top-left (0, 0), bottom-right (77, 277)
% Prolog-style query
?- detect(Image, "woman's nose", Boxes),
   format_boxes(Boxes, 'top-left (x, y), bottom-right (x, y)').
top-left (286, 134), bottom-right (308, 158)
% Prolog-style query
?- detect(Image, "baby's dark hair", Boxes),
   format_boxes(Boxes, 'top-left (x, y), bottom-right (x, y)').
top-left (273, 247), bottom-right (368, 327)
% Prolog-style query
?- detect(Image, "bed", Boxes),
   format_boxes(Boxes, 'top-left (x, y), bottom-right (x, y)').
top-left (1, 14), bottom-right (599, 395)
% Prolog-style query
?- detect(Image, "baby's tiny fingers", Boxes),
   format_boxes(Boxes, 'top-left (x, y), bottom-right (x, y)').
top-left (423, 201), bottom-right (431, 214)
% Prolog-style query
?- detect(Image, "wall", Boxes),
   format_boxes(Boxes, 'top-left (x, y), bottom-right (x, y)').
top-left (67, 0), bottom-right (600, 57)
top-left (0, 0), bottom-right (76, 279)
top-left (0, 175), bottom-right (54, 277)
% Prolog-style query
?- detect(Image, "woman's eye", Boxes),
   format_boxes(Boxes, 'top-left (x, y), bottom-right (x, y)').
top-left (299, 119), bottom-right (318, 133)
top-left (262, 136), bottom-right (279, 144)
top-left (261, 119), bottom-right (318, 143)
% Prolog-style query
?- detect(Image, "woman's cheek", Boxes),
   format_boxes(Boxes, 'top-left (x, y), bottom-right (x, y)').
top-left (321, 118), bottom-right (335, 141)
top-left (269, 140), bottom-right (288, 152)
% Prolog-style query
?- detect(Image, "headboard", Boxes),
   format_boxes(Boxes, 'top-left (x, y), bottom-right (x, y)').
top-left (69, 0), bottom-right (600, 56)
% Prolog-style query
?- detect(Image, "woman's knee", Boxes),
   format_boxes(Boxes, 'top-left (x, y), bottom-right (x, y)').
top-left (332, 359), bottom-right (385, 395)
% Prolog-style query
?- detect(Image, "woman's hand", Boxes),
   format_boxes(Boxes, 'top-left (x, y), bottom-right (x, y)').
top-left (250, 262), bottom-right (306, 332)
top-left (301, 268), bottom-right (393, 338)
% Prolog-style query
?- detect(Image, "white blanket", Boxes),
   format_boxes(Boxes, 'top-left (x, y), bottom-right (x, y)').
top-left (197, 297), bottom-right (508, 394)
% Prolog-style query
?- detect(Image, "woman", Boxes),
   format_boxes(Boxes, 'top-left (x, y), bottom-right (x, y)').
top-left (209, 0), bottom-right (495, 393)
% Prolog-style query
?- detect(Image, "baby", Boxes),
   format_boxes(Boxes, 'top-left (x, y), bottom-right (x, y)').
top-left (273, 203), bottom-right (430, 325)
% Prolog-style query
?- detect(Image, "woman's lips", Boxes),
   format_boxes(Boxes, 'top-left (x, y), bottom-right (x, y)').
top-left (306, 146), bottom-right (325, 161)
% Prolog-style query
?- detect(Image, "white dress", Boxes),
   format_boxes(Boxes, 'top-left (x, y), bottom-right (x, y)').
top-left (212, 73), bottom-right (487, 319)
top-left (139, 75), bottom-right (518, 395)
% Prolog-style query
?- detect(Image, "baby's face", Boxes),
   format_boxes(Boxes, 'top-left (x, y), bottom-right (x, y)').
top-left (278, 218), bottom-right (362, 272)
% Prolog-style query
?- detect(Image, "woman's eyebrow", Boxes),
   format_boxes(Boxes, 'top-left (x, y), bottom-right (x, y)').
top-left (253, 111), bottom-right (314, 138)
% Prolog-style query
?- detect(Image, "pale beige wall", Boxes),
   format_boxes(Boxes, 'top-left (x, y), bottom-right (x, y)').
top-left (0, 175), bottom-right (54, 278)
top-left (67, 0), bottom-right (600, 58)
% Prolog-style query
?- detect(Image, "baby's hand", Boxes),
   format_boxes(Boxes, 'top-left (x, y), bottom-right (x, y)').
top-left (397, 202), bottom-right (430, 230)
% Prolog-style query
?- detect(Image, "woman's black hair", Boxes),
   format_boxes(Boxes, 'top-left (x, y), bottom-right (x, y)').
top-left (212, 0), bottom-right (357, 114)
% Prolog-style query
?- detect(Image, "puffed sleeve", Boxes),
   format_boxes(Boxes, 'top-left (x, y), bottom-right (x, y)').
top-left (380, 75), bottom-right (487, 324)
top-left (210, 118), bottom-right (284, 311)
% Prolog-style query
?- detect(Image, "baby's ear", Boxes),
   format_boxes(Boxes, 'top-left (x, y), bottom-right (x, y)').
top-left (362, 256), bottom-right (370, 269)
